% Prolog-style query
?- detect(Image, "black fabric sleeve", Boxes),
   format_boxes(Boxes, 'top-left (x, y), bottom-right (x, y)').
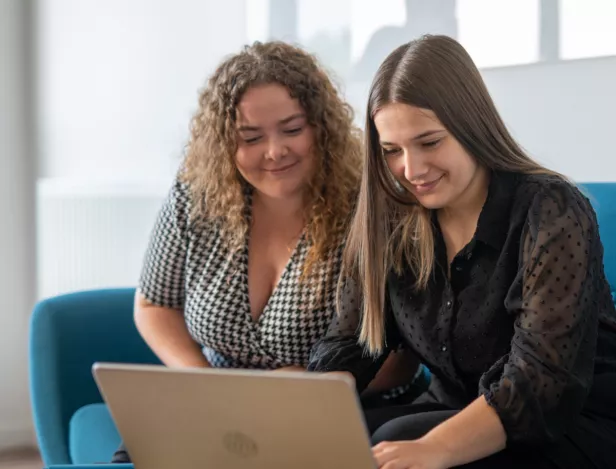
top-left (479, 181), bottom-right (603, 445)
top-left (308, 277), bottom-right (401, 393)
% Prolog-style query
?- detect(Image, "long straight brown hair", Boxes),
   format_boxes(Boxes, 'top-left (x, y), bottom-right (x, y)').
top-left (345, 35), bottom-right (560, 354)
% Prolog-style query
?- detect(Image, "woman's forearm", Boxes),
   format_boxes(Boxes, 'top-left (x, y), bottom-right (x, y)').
top-left (134, 293), bottom-right (210, 368)
top-left (420, 395), bottom-right (506, 467)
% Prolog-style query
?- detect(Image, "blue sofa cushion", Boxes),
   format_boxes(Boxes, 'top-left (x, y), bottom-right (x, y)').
top-left (69, 403), bottom-right (121, 464)
top-left (581, 183), bottom-right (616, 301)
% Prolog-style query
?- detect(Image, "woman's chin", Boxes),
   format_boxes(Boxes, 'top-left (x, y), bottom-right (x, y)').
top-left (254, 183), bottom-right (306, 202)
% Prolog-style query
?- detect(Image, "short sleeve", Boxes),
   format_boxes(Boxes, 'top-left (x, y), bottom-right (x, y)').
top-left (307, 277), bottom-right (397, 393)
top-left (479, 181), bottom-right (604, 445)
top-left (138, 176), bottom-right (191, 309)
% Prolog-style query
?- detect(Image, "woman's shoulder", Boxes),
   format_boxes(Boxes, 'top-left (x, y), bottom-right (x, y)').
top-left (170, 172), bottom-right (192, 207)
top-left (513, 171), bottom-right (579, 198)
top-left (511, 172), bottom-right (592, 214)
top-left (167, 170), bottom-right (226, 238)
top-left (509, 172), bottom-right (597, 234)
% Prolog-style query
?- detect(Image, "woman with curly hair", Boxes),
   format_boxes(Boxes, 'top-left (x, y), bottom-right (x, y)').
top-left (111, 41), bottom-right (426, 463)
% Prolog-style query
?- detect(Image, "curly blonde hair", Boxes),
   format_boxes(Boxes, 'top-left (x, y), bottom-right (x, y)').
top-left (183, 41), bottom-right (363, 278)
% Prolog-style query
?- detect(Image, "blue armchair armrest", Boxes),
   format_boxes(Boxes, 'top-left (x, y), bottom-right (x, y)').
top-left (30, 288), bottom-right (160, 466)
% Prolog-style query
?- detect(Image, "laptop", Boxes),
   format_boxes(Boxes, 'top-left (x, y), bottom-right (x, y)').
top-left (92, 362), bottom-right (376, 469)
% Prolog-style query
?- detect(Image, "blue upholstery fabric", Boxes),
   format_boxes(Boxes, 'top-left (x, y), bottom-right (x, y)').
top-left (579, 183), bottom-right (616, 301)
top-left (69, 403), bottom-right (121, 464)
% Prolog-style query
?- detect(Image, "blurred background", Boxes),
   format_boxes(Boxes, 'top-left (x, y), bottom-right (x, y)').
top-left (1, 0), bottom-right (615, 455)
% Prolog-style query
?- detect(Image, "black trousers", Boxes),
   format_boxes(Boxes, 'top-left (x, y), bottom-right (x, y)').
top-left (364, 402), bottom-right (559, 469)
top-left (111, 442), bottom-right (130, 464)
top-left (363, 374), bottom-right (616, 469)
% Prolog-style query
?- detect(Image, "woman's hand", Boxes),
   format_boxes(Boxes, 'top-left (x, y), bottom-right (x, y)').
top-left (372, 439), bottom-right (450, 469)
top-left (372, 396), bottom-right (506, 468)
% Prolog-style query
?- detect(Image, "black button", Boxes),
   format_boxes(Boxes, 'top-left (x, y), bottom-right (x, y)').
top-left (441, 345), bottom-right (448, 352)
top-left (455, 265), bottom-right (463, 272)
top-left (446, 300), bottom-right (452, 308)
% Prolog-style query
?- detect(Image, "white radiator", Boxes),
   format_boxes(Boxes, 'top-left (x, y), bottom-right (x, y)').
top-left (36, 179), bottom-right (168, 300)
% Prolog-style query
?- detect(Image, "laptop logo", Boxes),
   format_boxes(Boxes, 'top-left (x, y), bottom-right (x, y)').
top-left (223, 431), bottom-right (258, 458)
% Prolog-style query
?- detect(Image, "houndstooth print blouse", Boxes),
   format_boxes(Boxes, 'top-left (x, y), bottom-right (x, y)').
top-left (138, 175), bottom-right (343, 370)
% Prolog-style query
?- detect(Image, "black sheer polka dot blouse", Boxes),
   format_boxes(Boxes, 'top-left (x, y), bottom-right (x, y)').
top-left (308, 171), bottom-right (616, 457)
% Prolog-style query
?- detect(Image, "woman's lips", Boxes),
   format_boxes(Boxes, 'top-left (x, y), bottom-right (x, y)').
top-left (265, 161), bottom-right (299, 173)
top-left (411, 175), bottom-right (444, 194)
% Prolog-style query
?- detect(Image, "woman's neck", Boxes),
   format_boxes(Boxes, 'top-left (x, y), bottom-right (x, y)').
top-left (252, 190), bottom-right (306, 236)
top-left (437, 168), bottom-right (490, 256)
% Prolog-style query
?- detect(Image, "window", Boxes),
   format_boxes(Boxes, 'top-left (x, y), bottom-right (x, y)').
top-left (560, 0), bottom-right (616, 60)
top-left (457, 0), bottom-right (540, 68)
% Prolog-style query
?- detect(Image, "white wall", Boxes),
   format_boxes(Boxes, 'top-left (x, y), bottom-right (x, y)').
top-left (36, 181), bottom-right (167, 299)
top-left (32, 0), bottom-right (250, 301)
top-left (0, 0), bottom-right (37, 450)
top-left (36, 0), bottom-right (248, 181)
top-left (482, 55), bottom-right (616, 182)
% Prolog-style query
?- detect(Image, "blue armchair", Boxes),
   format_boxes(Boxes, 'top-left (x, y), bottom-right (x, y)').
top-left (29, 184), bottom-right (616, 469)
top-left (29, 288), bottom-right (160, 466)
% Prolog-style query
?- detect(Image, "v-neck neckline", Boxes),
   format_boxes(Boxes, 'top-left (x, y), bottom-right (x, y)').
top-left (241, 190), bottom-right (307, 327)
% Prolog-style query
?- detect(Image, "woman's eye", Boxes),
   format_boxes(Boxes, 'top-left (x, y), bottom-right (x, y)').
top-left (284, 127), bottom-right (303, 135)
top-left (422, 139), bottom-right (441, 148)
top-left (243, 136), bottom-right (262, 144)
top-left (382, 147), bottom-right (400, 156)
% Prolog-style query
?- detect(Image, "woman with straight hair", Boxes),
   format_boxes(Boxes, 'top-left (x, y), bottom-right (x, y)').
top-left (309, 35), bottom-right (616, 469)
